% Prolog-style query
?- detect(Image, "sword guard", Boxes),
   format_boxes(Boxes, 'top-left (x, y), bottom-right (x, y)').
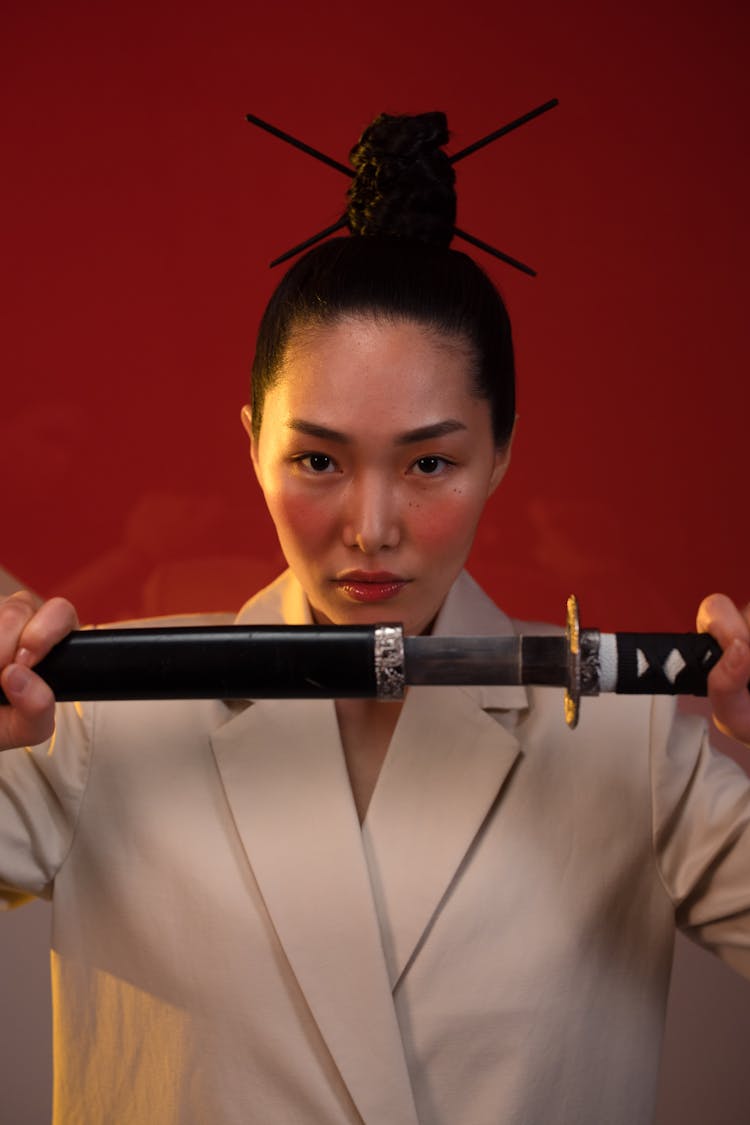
top-left (564, 596), bottom-right (603, 727)
top-left (565, 595), bottom-right (581, 728)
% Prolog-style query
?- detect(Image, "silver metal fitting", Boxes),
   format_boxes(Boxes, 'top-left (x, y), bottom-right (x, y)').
top-left (374, 625), bottom-right (405, 700)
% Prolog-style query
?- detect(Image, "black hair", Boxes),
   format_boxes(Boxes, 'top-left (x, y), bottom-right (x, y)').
top-left (250, 112), bottom-right (515, 448)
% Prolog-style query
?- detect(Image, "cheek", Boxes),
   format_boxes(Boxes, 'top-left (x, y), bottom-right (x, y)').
top-left (268, 487), bottom-right (338, 550)
top-left (407, 491), bottom-right (485, 554)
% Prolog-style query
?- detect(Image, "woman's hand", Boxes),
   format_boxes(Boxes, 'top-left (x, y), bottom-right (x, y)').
top-left (0, 592), bottom-right (78, 750)
top-left (697, 593), bottom-right (750, 747)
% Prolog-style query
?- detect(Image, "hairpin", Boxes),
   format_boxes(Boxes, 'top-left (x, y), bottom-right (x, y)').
top-left (246, 99), bottom-right (558, 276)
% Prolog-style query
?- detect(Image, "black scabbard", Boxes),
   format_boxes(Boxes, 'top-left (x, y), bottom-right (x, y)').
top-left (0, 626), bottom-right (380, 704)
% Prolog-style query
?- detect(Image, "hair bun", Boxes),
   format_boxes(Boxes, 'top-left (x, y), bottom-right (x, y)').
top-left (347, 112), bottom-right (456, 246)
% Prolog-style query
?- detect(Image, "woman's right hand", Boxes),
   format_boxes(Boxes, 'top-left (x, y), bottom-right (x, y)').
top-left (0, 592), bottom-right (78, 750)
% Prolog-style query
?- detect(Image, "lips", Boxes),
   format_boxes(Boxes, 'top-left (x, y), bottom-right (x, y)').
top-left (333, 571), bottom-right (409, 603)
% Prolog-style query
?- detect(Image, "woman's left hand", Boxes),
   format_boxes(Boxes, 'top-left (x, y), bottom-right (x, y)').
top-left (697, 593), bottom-right (750, 746)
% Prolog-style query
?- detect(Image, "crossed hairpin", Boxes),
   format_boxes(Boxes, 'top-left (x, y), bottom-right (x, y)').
top-left (246, 99), bottom-right (559, 276)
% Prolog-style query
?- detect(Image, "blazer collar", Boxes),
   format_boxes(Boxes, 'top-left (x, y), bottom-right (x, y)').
top-left (235, 568), bottom-right (313, 628)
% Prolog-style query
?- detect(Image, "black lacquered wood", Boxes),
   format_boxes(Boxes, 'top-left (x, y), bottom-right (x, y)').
top-left (0, 626), bottom-right (379, 703)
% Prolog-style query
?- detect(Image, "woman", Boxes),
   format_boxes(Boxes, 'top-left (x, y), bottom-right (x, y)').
top-left (0, 112), bottom-right (749, 1125)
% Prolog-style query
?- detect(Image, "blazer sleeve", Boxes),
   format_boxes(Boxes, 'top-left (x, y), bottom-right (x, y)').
top-left (651, 697), bottom-right (750, 977)
top-left (0, 700), bottom-right (93, 907)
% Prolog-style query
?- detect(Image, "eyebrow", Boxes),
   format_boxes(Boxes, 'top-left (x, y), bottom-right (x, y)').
top-left (287, 418), bottom-right (468, 445)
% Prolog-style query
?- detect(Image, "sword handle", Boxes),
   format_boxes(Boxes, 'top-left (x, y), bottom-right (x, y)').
top-left (612, 632), bottom-right (723, 696)
top-left (565, 597), bottom-right (748, 729)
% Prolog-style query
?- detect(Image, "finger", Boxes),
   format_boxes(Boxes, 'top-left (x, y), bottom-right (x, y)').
top-left (14, 597), bottom-right (79, 668)
top-left (696, 592), bottom-right (750, 648)
top-left (707, 636), bottom-right (750, 745)
top-left (0, 591), bottom-right (38, 667)
top-left (0, 663), bottom-right (56, 748)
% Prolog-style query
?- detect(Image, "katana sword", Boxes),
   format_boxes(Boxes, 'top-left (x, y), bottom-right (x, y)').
top-left (0, 597), bottom-right (736, 727)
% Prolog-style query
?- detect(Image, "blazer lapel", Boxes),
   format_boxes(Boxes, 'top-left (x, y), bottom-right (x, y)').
top-left (362, 685), bottom-right (521, 989)
top-left (361, 570), bottom-right (528, 989)
top-left (210, 696), bottom-right (420, 1125)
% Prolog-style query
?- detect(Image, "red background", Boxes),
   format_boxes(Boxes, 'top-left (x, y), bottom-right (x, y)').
top-left (1, 0), bottom-right (748, 633)
top-left (1, 7), bottom-right (750, 1122)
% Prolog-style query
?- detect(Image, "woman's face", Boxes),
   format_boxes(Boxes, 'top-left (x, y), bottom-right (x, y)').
top-left (246, 315), bottom-right (510, 635)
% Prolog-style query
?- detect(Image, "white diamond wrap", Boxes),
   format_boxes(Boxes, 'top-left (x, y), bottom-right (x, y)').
top-left (664, 648), bottom-right (687, 684)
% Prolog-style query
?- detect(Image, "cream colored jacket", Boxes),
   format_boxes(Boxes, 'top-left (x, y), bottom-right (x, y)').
top-left (1, 570), bottom-right (749, 1124)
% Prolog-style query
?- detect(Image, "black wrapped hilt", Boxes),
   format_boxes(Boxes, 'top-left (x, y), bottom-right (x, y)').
top-left (564, 596), bottom-right (745, 728)
top-left (613, 632), bottom-right (723, 697)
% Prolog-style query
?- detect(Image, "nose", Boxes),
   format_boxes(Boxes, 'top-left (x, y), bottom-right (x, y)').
top-left (342, 474), bottom-right (400, 554)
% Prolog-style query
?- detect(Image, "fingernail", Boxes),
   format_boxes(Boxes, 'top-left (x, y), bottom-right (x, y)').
top-left (15, 647), bottom-right (34, 667)
top-left (5, 664), bottom-right (31, 695)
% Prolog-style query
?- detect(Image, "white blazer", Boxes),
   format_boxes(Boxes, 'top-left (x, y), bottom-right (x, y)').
top-left (1, 570), bottom-right (749, 1124)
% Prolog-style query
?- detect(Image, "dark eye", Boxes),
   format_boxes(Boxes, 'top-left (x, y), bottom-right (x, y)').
top-left (296, 452), bottom-right (337, 473)
top-left (415, 456), bottom-right (443, 475)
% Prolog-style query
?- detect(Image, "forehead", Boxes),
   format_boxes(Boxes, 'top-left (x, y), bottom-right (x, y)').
top-left (268, 315), bottom-right (480, 423)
